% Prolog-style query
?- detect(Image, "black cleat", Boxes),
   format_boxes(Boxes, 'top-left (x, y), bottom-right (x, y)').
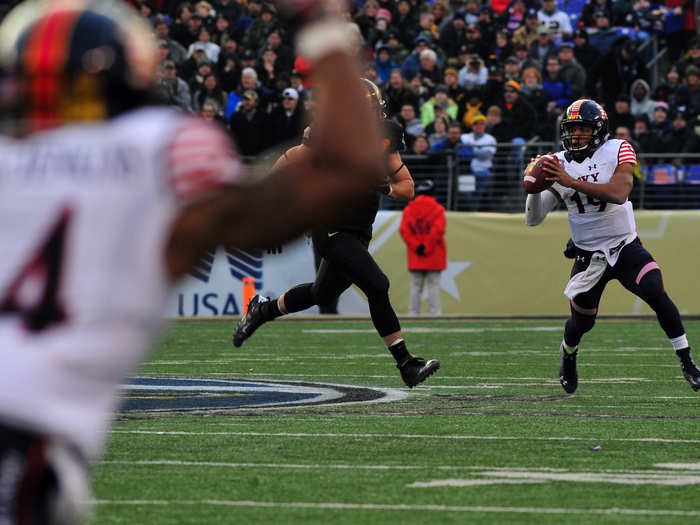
top-left (680, 363), bottom-right (700, 392)
top-left (397, 357), bottom-right (440, 388)
top-left (559, 345), bottom-right (578, 394)
top-left (233, 295), bottom-right (268, 347)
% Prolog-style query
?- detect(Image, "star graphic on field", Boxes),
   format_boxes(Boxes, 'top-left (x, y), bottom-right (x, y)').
top-left (440, 261), bottom-right (472, 301)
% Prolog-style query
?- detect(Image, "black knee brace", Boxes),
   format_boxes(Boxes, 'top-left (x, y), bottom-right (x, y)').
top-left (638, 270), bottom-right (684, 339)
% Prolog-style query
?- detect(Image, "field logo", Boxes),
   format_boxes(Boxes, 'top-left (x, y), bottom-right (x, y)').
top-left (119, 377), bottom-right (406, 411)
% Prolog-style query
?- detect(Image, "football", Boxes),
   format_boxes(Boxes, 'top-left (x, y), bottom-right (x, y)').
top-left (523, 155), bottom-right (554, 194)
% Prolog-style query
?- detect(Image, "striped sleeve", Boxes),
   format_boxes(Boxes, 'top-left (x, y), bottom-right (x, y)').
top-left (165, 118), bottom-right (243, 201)
top-left (617, 140), bottom-right (637, 166)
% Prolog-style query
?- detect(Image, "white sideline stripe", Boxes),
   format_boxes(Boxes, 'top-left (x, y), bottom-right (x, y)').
top-left (90, 500), bottom-right (700, 516)
top-left (304, 327), bottom-right (561, 334)
top-left (109, 430), bottom-right (700, 444)
top-left (102, 461), bottom-right (700, 476)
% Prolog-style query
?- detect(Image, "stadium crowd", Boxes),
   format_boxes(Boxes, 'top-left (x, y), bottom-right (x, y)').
top-left (1, 0), bottom-right (697, 159)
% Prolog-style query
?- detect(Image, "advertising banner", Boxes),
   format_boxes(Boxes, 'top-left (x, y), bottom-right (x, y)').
top-left (168, 210), bottom-right (700, 317)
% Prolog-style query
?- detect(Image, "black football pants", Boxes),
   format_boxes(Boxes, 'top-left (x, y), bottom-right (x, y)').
top-left (283, 230), bottom-right (401, 337)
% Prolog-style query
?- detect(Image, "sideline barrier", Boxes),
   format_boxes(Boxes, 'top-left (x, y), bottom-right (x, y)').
top-left (168, 210), bottom-right (700, 317)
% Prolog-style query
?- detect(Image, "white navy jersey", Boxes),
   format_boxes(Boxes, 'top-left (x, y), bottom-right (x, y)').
top-left (549, 139), bottom-right (638, 265)
top-left (0, 107), bottom-right (242, 458)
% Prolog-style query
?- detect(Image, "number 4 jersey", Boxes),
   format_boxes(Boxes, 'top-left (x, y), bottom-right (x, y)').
top-left (0, 107), bottom-right (242, 458)
top-left (549, 139), bottom-right (638, 265)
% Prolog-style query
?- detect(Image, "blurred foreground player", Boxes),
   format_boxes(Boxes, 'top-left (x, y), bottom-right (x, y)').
top-left (233, 79), bottom-right (441, 388)
top-left (0, 0), bottom-right (384, 522)
top-left (524, 99), bottom-right (700, 394)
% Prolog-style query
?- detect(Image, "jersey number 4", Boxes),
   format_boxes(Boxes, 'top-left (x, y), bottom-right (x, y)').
top-left (0, 209), bottom-right (71, 332)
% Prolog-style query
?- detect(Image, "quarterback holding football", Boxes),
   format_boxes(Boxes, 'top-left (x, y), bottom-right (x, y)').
top-left (524, 99), bottom-right (700, 394)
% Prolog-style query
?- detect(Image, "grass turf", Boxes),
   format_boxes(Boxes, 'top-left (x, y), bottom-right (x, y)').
top-left (92, 319), bottom-right (700, 524)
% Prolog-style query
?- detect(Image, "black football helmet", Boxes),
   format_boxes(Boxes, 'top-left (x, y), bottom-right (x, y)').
top-left (0, 0), bottom-right (158, 131)
top-left (361, 77), bottom-right (386, 118)
top-left (560, 99), bottom-right (609, 162)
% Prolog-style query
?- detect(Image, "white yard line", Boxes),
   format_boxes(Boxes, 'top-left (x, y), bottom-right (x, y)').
top-left (109, 430), bottom-right (700, 444)
top-left (90, 499), bottom-right (700, 517)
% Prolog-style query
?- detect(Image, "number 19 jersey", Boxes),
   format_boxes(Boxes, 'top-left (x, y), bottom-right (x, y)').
top-left (550, 139), bottom-right (638, 265)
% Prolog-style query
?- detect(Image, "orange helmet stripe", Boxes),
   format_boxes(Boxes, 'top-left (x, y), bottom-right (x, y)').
top-left (23, 10), bottom-right (81, 128)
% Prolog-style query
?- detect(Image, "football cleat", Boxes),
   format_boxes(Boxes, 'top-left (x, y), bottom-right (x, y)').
top-left (680, 362), bottom-right (700, 392)
top-left (559, 345), bottom-right (578, 394)
top-left (397, 357), bottom-right (440, 388)
top-left (232, 295), bottom-right (268, 347)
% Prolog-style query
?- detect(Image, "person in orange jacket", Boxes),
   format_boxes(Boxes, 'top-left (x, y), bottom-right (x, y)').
top-left (399, 180), bottom-right (447, 314)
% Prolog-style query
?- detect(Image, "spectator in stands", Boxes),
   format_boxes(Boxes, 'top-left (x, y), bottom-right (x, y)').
top-left (542, 55), bottom-right (571, 109)
top-left (376, 45), bottom-right (399, 85)
top-left (401, 35), bottom-right (431, 80)
top-left (503, 55), bottom-right (522, 82)
top-left (492, 29), bottom-right (514, 64)
top-left (483, 64), bottom-right (506, 107)
top-left (520, 66), bottom-right (549, 116)
top-left (608, 94), bottom-right (636, 132)
top-left (426, 114), bottom-right (450, 146)
top-left (431, 0), bottom-right (451, 27)
top-left (614, 125), bottom-right (640, 153)
top-left (193, 72), bottom-right (228, 115)
top-left (512, 43), bottom-right (542, 72)
top-left (170, 3), bottom-right (196, 48)
top-left (255, 46), bottom-right (281, 90)
top-left (443, 68), bottom-right (468, 115)
top-left (592, 38), bottom-right (648, 110)
top-left (669, 109), bottom-right (691, 156)
top-left (681, 114), bottom-right (700, 156)
top-left (188, 56), bottom-right (214, 95)
top-left (400, 180), bottom-right (446, 315)
top-left (218, 48), bottom-right (240, 93)
top-left (366, 7), bottom-right (393, 49)
top-left (529, 25), bottom-right (557, 66)
top-left (417, 48), bottom-right (443, 92)
top-left (243, 2), bottom-right (278, 52)
top-left (157, 59), bottom-right (192, 112)
top-left (632, 115), bottom-right (655, 153)
top-left (267, 87), bottom-right (307, 149)
top-left (461, 115), bottom-right (497, 210)
top-left (462, 0), bottom-right (482, 28)
top-left (431, 122), bottom-right (474, 162)
top-left (398, 103), bottom-right (424, 148)
top-left (264, 29), bottom-right (294, 73)
top-left (504, 0), bottom-right (527, 33)
top-left (421, 86), bottom-right (458, 127)
top-left (498, 80), bottom-right (536, 171)
top-left (177, 10), bottom-right (204, 49)
top-left (225, 66), bottom-right (261, 120)
top-left (648, 102), bottom-right (675, 153)
top-left (229, 89), bottom-right (267, 156)
top-left (477, 6), bottom-right (498, 46)
top-left (411, 133), bottom-right (432, 154)
top-left (383, 68), bottom-right (419, 118)
top-left (154, 15), bottom-right (187, 65)
top-left (417, 11), bottom-right (440, 43)
top-left (512, 8), bottom-right (540, 50)
top-left (462, 25), bottom-right (490, 58)
top-left (458, 53), bottom-right (488, 91)
top-left (353, 0), bottom-right (380, 37)
top-left (652, 65), bottom-right (683, 109)
top-left (557, 42), bottom-right (586, 101)
top-left (461, 94), bottom-right (487, 130)
top-left (676, 65), bottom-right (700, 117)
top-left (630, 78), bottom-right (657, 120)
top-left (193, 1), bottom-right (215, 26)
top-left (587, 10), bottom-right (618, 55)
top-left (393, 0), bottom-right (419, 50)
top-left (573, 28), bottom-right (602, 80)
top-left (439, 10), bottom-right (468, 58)
top-left (581, 0), bottom-right (614, 28)
top-left (407, 74), bottom-right (430, 107)
top-left (385, 30), bottom-right (410, 65)
top-left (485, 105), bottom-right (511, 142)
top-left (216, 0), bottom-right (242, 26)
top-left (235, 0), bottom-right (261, 36)
top-left (538, 0), bottom-right (572, 43)
top-left (210, 14), bottom-right (234, 48)
top-left (198, 100), bottom-right (224, 124)
top-left (674, 38), bottom-right (700, 78)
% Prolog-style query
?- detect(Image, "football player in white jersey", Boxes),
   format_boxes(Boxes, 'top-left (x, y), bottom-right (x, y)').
top-left (524, 99), bottom-right (700, 395)
top-left (0, 0), bottom-right (384, 523)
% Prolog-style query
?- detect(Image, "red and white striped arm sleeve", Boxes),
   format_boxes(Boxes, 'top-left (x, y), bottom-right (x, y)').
top-left (165, 118), bottom-right (244, 202)
top-left (617, 140), bottom-right (637, 166)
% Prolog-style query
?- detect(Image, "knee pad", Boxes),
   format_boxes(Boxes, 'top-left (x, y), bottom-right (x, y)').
top-left (364, 271), bottom-right (390, 302)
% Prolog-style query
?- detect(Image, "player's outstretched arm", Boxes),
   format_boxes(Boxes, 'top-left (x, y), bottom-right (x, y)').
top-left (165, 17), bottom-right (384, 278)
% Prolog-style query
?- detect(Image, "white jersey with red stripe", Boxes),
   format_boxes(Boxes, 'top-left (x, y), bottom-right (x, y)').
top-left (550, 139), bottom-right (638, 265)
top-left (0, 107), bottom-right (242, 458)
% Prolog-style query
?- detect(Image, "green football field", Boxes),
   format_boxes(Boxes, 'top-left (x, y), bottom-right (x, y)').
top-left (92, 318), bottom-right (700, 524)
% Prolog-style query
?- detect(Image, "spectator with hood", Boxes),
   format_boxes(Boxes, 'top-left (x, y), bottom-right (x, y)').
top-left (630, 78), bottom-right (657, 120)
